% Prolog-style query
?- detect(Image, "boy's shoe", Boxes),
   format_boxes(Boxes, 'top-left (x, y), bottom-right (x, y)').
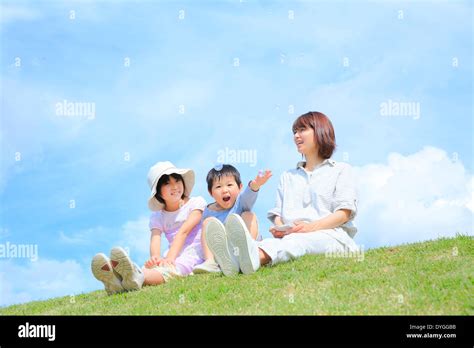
top-left (91, 253), bottom-right (125, 295)
top-left (204, 218), bottom-right (239, 276)
top-left (110, 247), bottom-right (145, 291)
top-left (225, 214), bottom-right (260, 274)
top-left (193, 259), bottom-right (222, 274)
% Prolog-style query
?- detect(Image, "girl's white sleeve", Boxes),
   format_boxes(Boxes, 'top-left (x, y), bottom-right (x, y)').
top-left (149, 212), bottom-right (163, 232)
top-left (189, 196), bottom-right (207, 212)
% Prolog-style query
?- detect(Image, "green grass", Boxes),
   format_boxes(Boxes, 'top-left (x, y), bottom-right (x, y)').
top-left (1, 235), bottom-right (473, 315)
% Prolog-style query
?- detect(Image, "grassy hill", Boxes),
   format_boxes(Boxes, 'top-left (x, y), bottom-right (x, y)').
top-left (1, 235), bottom-right (472, 315)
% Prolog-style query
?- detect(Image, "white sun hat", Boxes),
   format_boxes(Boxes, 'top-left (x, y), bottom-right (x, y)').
top-left (147, 161), bottom-right (195, 211)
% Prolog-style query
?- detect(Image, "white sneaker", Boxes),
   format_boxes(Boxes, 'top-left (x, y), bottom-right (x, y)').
top-left (204, 218), bottom-right (239, 276)
top-left (91, 253), bottom-right (125, 295)
top-left (110, 247), bottom-right (145, 291)
top-left (193, 259), bottom-right (222, 274)
top-left (225, 214), bottom-right (260, 274)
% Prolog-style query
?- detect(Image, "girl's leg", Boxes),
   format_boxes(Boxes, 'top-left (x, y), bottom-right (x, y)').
top-left (200, 218), bottom-right (215, 261)
top-left (142, 268), bottom-right (165, 286)
top-left (241, 211), bottom-right (259, 240)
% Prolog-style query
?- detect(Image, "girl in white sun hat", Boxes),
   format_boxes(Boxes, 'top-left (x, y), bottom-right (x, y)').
top-left (91, 161), bottom-right (207, 294)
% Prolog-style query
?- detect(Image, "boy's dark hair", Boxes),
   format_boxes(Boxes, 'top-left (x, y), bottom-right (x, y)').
top-left (206, 164), bottom-right (242, 192)
top-left (292, 111), bottom-right (336, 159)
top-left (154, 173), bottom-right (186, 205)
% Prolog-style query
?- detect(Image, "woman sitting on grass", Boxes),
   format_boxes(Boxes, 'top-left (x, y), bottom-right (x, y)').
top-left (210, 111), bottom-right (360, 274)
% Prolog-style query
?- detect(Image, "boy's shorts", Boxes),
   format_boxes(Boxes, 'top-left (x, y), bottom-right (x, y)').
top-left (150, 265), bottom-right (183, 283)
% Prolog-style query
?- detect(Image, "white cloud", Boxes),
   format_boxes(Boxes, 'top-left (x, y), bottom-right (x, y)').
top-left (114, 216), bottom-right (152, 264)
top-left (0, 4), bottom-right (40, 25)
top-left (354, 146), bottom-right (473, 248)
top-left (58, 216), bottom-right (152, 261)
top-left (0, 2), bottom-right (110, 27)
top-left (129, 80), bottom-right (215, 125)
top-left (0, 258), bottom-right (97, 308)
top-left (58, 226), bottom-right (112, 246)
top-left (0, 216), bottom-right (153, 308)
top-left (58, 230), bottom-right (90, 245)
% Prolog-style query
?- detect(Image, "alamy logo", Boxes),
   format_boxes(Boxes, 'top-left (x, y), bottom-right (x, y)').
top-left (325, 245), bottom-right (365, 262)
top-left (380, 99), bottom-right (420, 120)
top-left (18, 322), bottom-right (56, 341)
top-left (217, 147), bottom-right (257, 167)
top-left (55, 99), bottom-right (96, 119)
top-left (0, 242), bottom-right (38, 261)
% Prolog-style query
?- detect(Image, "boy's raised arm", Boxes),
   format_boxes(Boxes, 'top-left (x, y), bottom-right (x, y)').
top-left (240, 170), bottom-right (273, 211)
top-left (249, 170), bottom-right (272, 191)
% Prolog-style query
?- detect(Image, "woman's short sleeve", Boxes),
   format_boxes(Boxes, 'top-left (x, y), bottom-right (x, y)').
top-left (333, 164), bottom-right (358, 220)
top-left (267, 174), bottom-right (284, 223)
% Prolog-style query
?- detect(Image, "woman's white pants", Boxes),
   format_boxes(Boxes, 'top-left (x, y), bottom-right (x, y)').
top-left (256, 229), bottom-right (359, 266)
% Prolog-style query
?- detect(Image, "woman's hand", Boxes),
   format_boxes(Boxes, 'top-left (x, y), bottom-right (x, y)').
top-left (269, 226), bottom-right (290, 239)
top-left (289, 210), bottom-right (352, 234)
top-left (290, 220), bottom-right (318, 233)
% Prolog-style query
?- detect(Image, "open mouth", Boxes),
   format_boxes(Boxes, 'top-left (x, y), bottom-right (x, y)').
top-left (222, 196), bottom-right (231, 203)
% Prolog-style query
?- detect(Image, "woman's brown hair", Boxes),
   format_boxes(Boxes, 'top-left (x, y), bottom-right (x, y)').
top-left (292, 111), bottom-right (336, 159)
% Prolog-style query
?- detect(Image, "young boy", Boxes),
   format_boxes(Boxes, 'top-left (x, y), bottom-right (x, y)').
top-left (193, 164), bottom-right (272, 275)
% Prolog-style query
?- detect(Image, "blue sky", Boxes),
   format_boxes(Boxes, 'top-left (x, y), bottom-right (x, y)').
top-left (0, 0), bottom-right (472, 307)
